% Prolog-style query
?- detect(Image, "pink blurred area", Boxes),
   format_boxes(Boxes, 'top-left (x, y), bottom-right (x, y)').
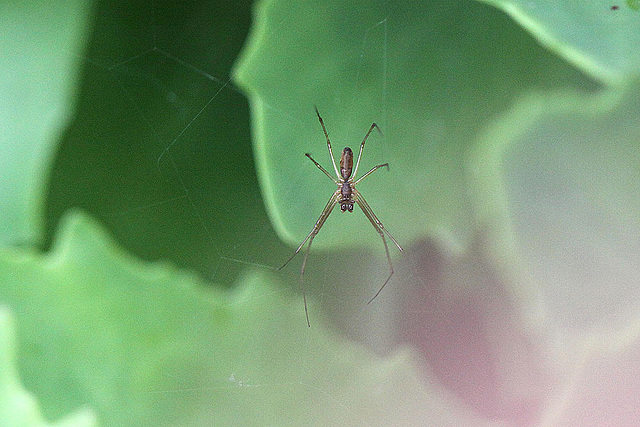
top-left (399, 235), bottom-right (640, 426)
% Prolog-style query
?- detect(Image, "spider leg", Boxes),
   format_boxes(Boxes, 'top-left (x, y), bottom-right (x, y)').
top-left (354, 190), bottom-right (403, 252)
top-left (352, 122), bottom-right (381, 179)
top-left (315, 107), bottom-right (341, 178)
top-left (279, 189), bottom-right (340, 326)
top-left (278, 190), bottom-right (339, 270)
top-left (353, 190), bottom-right (403, 304)
top-left (300, 233), bottom-right (315, 327)
top-left (354, 163), bottom-right (389, 185)
top-left (367, 230), bottom-right (393, 305)
top-left (305, 153), bottom-right (338, 183)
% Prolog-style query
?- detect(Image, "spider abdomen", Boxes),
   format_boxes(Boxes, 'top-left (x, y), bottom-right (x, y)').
top-left (340, 147), bottom-right (353, 179)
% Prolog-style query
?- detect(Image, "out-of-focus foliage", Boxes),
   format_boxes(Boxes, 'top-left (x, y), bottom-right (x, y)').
top-left (0, 212), bottom-right (482, 426)
top-left (0, 0), bottom-right (91, 247)
top-left (3, 0), bottom-right (640, 425)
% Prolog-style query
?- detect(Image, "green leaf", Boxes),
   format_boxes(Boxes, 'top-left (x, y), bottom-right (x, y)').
top-left (0, 210), bottom-right (492, 425)
top-left (478, 0), bottom-right (640, 84)
top-left (233, 0), bottom-right (596, 252)
top-left (0, 1), bottom-right (92, 246)
top-left (0, 307), bottom-right (98, 427)
top-left (45, 1), bottom-right (274, 283)
top-left (470, 79), bottom-right (640, 328)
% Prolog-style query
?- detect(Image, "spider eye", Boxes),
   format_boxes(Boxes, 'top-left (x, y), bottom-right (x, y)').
top-left (347, 204), bottom-right (353, 212)
top-left (340, 204), bottom-right (347, 212)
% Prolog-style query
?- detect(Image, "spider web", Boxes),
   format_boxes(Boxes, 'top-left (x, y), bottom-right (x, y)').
top-left (47, 0), bottom-right (418, 324)
top-left (21, 0), bottom-right (635, 424)
top-left (47, 0), bottom-right (273, 287)
top-left (36, 0), bottom-right (640, 423)
top-left (42, 0), bottom-right (424, 414)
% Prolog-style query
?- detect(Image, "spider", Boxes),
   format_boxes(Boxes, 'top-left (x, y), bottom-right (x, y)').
top-left (279, 107), bottom-right (403, 326)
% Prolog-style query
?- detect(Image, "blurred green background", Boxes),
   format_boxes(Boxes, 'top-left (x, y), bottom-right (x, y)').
top-left (45, 0), bottom-right (286, 287)
top-left (3, 0), bottom-right (640, 425)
